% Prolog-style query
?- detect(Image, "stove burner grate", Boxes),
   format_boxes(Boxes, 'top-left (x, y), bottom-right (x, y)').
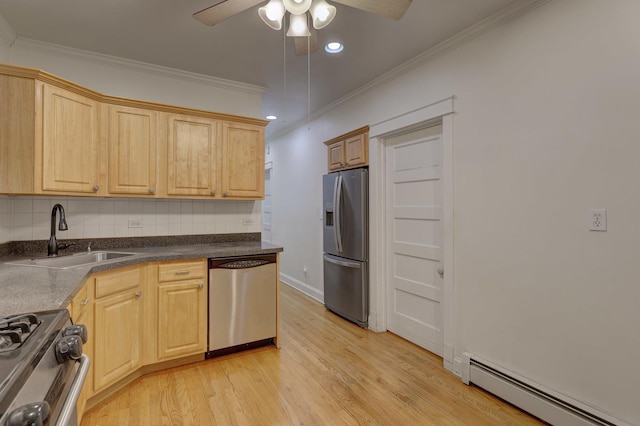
top-left (0, 313), bottom-right (41, 353)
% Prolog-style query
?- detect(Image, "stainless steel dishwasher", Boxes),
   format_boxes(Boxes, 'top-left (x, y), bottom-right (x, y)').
top-left (207, 254), bottom-right (277, 357)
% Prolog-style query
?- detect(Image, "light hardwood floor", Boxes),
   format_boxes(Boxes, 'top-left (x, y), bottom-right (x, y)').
top-left (81, 284), bottom-right (544, 425)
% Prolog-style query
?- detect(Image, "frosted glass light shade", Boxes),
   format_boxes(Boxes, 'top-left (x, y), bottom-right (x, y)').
top-left (283, 0), bottom-right (312, 15)
top-left (286, 13), bottom-right (311, 37)
top-left (259, 0), bottom-right (285, 30)
top-left (310, 0), bottom-right (336, 29)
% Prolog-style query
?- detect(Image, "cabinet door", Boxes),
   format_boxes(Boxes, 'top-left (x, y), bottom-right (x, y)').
top-left (220, 122), bottom-right (264, 199)
top-left (70, 284), bottom-right (94, 422)
top-left (41, 84), bottom-right (100, 194)
top-left (166, 114), bottom-right (217, 196)
top-left (108, 105), bottom-right (157, 195)
top-left (157, 280), bottom-right (207, 360)
top-left (345, 134), bottom-right (368, 168)
top-left (93, 282), bottom-right (142, 391)
top-left (327, 141), bottom-right (345, 171)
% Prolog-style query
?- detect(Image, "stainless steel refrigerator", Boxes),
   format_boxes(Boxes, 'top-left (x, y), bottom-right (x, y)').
top-left (323, 167), bottom-right (368, 327)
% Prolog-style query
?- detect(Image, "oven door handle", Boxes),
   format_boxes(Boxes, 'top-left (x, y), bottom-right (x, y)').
top-left (56, 354), bottom-right (90, 426)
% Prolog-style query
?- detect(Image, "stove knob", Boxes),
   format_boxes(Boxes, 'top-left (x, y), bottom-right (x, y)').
top-left (63, 324), bottom-right (88, 344)
top-left (6, 401), bottom-right (50, 426)
top-left (55, 335), bottom-right (83, 363)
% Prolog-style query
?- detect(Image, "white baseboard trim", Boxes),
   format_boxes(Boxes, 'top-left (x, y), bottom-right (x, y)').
top-left (279, 273), bottom-right (323, 303)
top-left (460, 353), bottom-right (630, 426)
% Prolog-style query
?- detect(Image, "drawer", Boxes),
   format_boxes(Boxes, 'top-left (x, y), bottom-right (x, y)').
top-left (95, 266), bottom-right (141, 298)
top-left (158, 260), bottom-right (205, 282)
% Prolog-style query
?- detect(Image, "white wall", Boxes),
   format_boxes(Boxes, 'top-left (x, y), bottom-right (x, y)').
top-left (268, 1), bottom-right (640, 424)
top-left (0, 195), bottom-right (260, 244)
top-left (7, 39), bottom-right (265, 119)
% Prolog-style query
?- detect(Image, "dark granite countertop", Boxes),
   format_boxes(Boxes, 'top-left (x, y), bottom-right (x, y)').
top-left (0, 237), bottom-right (283, 317)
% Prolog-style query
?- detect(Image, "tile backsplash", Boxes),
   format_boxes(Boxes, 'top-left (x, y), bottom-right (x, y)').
top-left (0, 195), bottom-right (261, 244)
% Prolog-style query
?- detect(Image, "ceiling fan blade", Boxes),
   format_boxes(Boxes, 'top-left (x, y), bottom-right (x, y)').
top-left (193, 0), bottom-right (264, 26)
top-left (332, 0), bottom-right (412, 20)
top-left (294, 27), bottom-right (319, 56)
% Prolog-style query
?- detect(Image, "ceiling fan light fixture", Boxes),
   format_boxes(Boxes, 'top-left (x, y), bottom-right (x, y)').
top-left (286, 13), bottom-right (311, 37)
top-left (310, 0), bottom-right (336, 29)
top-left (259, 0), bottom-right (285, 30)
top-left (283, 0), bottom-right (312, 15)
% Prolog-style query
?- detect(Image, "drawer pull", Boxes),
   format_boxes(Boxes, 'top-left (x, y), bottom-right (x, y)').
top-left (135, 291), bottom-right (142, 298)
top-left (175, 271), bottom-right (190, 276)
top-left (80, 298), bottom-right (89, 306)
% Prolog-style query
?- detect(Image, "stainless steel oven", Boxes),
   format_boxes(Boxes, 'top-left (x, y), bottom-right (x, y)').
top-left (0, 309), bottom-right (89, 426)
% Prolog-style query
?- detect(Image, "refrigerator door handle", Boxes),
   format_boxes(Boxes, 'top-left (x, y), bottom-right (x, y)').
top-left (324, 254), bottom-right (362, 269)
top-left (334, 174), bottom-right (344, 253)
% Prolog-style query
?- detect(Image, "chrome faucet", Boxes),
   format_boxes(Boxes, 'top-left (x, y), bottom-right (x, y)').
top-left (48, 204), bottom-right (72, 256)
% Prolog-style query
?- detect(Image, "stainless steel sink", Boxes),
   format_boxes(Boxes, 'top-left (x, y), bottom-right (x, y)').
top-left (5, 251), bottom-right (137, 269)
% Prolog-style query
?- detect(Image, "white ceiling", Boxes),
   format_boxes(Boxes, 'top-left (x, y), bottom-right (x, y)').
top-left (0, 0), bottom-right (519, 137)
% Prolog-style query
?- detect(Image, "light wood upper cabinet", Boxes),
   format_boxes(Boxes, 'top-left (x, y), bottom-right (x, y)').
top-left (155, 260), bottom-right (207, 361)
top-left (40, 84), bottom-right (100, 194)
top-left (327, 140), bottom-right (345, 171)
top-left (221, 121), bottom-right (265, 199)
top-left (107, 105), bottom-right (157, 195)
top-left (0, 64), bottom-right (268, 199)
top-left (165, 114), bottom-right (218, 197)
top-left (0, 74), bottom-right (36, 194)
top-left (324, 126), bottom-right (369, 172)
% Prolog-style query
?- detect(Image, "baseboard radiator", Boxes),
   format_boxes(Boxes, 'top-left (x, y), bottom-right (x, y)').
top-left (461, 353), bottom-right (629, 426)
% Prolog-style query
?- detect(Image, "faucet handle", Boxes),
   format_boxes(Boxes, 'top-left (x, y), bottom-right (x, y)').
top-left (58, 242), bottom-right (75, 251)
top-left (87, 242), bottom-right (92, 252)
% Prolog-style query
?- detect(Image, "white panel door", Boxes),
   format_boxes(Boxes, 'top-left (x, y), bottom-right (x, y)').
top-left (262, 165), bottom-right (272, 242)
top-left (386, 125), bottom-right (443, 355)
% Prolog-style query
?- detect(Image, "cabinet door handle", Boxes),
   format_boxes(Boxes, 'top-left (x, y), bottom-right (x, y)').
top-left (149, 188), bottom-right (155, 194)
top-left (135, 291), bottom-right (142, 298)
top-left (198, 283), bottom-right (204, 289)
top-left (223, 191), bottom-right (228, 197)
top-left (211, 190), bottom-right (216, 196)
top-left (80, 298), bottom-right (89, 306)
top-left (93, 185), bottom-right (99, 192)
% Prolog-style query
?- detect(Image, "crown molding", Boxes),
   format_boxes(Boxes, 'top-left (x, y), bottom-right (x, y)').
top-left (12, 38), bottom-right (267, 95)
top-left (268, 0), bottom-right (550, 141)
top-left (0, 12), bottom-right (16, 47)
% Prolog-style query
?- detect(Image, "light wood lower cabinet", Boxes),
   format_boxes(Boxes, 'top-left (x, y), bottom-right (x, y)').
top-left (155, 260), bottom-right (208, 361)
top-left (92, 265), bottom-right (144, 391)
top-left (68, 283), bottom-right (93, 425)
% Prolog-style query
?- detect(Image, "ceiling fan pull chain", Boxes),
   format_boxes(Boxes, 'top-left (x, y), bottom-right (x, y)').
top-left (307, 16), bottom-right (311, 131)
top-left (283, 23), bottom-right (287, 124)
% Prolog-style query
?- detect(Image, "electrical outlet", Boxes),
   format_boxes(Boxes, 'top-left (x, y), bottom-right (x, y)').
top-left (590, 209), bottom-right (607, 231)
top-left (128, 219), bottom-right (142, 228)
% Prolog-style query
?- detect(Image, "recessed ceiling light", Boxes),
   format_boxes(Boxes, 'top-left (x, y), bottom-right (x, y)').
top-left (325, 42), bottom-right (344, 54)
top-left (266, 115), bottom-right (278, 120)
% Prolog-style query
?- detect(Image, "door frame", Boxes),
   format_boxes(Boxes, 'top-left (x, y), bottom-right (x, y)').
top-left (368, 96), bottom-right (455, 372)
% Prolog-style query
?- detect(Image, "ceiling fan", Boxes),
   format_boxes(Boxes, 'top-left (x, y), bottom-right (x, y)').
top-left (193, 0), bottom-right (413, 56)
